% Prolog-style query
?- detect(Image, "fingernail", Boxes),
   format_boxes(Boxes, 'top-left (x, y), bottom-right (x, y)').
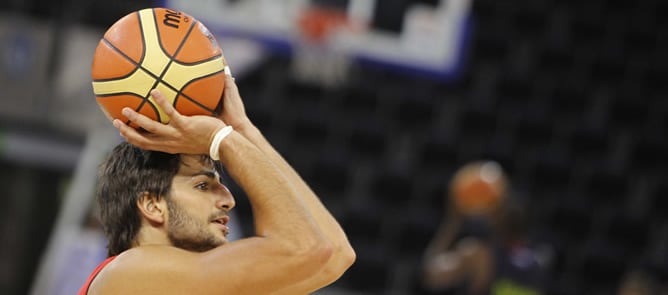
top-left (122, 108), bottom-right (131, 117)
top-left (224, 65), bottom-right (232, 76)
top-left (112, 119), bottom-right (121, 128)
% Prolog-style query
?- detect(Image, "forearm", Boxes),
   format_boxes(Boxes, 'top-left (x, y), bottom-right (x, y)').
top-left (424, 217), bottom-right (462, 260)
top-left (218, 73), bottom-right (350, 254)
top-left (218, 130), bottom-right (324, 250)
top-left (422, 216), bottom-right (467, 289)
top-left (240, 124), bottom-right (352, 246)
top-left (238, 124), bottom-right (355, 284)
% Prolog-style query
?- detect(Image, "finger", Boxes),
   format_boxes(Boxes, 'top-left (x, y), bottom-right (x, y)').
top-left (121, 107), bottom-right (165, 134)
top-left (114, 118), bottom-right (183, 154)
top-left (224, 74), bottom-right (240, 100)
top-left (150, 89), bottom-right (183, 125)
top-left (112, 119), bottom-right (126, 134)
top-left (113, 119), bottom-right (152, 148)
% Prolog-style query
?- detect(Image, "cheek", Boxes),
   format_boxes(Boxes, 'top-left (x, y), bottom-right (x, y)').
top-left (184, 203), bottom-right (210, 224)
top-left (170, 185), bottom-right (217, 219)
top-left (187, 203), bottom-right (216, 227)
top-left (192, 192), bottom-right (221, 212)
top-left (167, 197), bottom-right (198, 223)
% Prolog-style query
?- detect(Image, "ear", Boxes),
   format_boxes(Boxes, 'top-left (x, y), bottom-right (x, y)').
top-left (137, 192), bottom-right (166, 224)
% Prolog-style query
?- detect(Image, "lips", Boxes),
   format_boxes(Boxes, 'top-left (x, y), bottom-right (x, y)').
top-left (211, 215), bottom-right (230, 235)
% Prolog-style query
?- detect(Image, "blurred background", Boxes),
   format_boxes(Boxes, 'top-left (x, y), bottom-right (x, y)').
top-left (1, 0), bottom-right (667, 294)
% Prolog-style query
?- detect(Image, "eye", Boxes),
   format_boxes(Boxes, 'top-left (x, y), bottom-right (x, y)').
top-left (195, 182), bottom-right (210, 191)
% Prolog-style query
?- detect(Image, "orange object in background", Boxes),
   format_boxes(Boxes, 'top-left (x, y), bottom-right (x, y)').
top-left (450, 161), bottom-right (507, 215)
top-left (297, 6), bottom-right (355, 43)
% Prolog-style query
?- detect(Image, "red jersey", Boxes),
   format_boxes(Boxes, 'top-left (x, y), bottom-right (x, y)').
top-left (77, 256), bottom-right (116, 295)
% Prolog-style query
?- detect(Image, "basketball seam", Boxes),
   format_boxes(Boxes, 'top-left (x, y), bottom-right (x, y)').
top-left (135, 97), bottom-right (163, 127)
top-left (95, 92), bottom-right (146, 98)
top-left (136, 11), bottom-right (147, 72)
top-left (95, 11), bottom-right (149, 83)
top-left (136, 10), bottom-right (198, 123)
top-left (95, 92), bottom-right (152, 126)
top-left (93, 39), bottom-right (153, 83)
top-left (176, 70), bottom-right (225, 114)
top-left (170, 54), bottom-right (224, 66)
top-left (161, 18), bottom-right (199, 98)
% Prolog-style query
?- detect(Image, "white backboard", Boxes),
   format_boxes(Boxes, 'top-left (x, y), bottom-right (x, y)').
top-left (162, 0), bottom-right (472, 81)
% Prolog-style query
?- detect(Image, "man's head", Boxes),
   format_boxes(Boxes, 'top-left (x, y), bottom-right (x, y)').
top-left (97, 142), bottom-right (234, 256)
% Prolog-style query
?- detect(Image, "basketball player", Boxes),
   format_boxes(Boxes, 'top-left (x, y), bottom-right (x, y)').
top-left (78, 70), bottom-right (356, 294)
top-left (421, 162), bottom-right (551, 295)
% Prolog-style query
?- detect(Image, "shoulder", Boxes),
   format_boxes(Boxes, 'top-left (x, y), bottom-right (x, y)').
top-left (88, 246), bottom-right (205, 295)
top-left (104, 246), bottom-right (199, 273)
top-left (89, 239), bottom-right (329, 295)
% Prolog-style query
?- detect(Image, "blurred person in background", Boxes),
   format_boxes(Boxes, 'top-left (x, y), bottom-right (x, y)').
top-left (422, 161), bottom-right (552, 295)
top-left (617, 268), bottom-right (664, 295)
top-left (78, 73), bottom-right (355, 295)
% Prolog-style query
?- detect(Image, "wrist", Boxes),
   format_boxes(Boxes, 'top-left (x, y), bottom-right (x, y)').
top-left (234, 118), bottom-right (255, 135)
top-left (209, 125), bottom-right (234, 160)
top-left (237, 120), bottom-right (262, 139)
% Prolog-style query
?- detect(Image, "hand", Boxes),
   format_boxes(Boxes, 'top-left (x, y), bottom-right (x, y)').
top-left (113, 89), bottom-right (226, 155)
top-left (443, 193), bottom-right (465, 224)
top-left (219, 71), bottom-right (253, 133)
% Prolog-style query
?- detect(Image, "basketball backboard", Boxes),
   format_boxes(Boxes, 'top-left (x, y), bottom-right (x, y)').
top-left (162, 0), bottom-right (472, 82)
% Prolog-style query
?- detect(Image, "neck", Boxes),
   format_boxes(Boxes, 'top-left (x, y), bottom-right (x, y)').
top-left (135, 224), bottom-right (171, 248)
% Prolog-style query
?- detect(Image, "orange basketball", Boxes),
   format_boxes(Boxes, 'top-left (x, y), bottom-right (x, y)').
top-left (450, 161), bottom-right (507, 215)
top-left (91, 8), bottom-right (226, 128)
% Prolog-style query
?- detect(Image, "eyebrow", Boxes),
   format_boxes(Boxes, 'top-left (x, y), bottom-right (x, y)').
top-left (192, 170), bottom-right (219, 180)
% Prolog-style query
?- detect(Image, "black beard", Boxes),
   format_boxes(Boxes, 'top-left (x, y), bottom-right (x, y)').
top-left (166, 199), bottom-right (222, 252)
top-left (168, 232), bottom-right (219, 252)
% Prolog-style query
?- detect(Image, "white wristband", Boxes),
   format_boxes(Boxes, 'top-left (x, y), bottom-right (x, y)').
top-left (209, 126), bottom-right (233, 160)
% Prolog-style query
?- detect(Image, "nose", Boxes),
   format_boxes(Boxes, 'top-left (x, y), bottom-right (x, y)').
top-left (215, 183), bottom-right (236, 210)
